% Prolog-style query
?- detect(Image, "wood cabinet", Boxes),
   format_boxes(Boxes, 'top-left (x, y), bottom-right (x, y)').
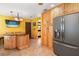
top-left (52, 4), bottom-right (64, 18)
top-left (42, 3), bottom-right (79, 49)
top-left (42, 4), bottom-right (64, 48)
top-left (31, 20), bottom-right (38, 39)
top-left (4, 36), bottom-right (16, 49)
top-left (16, 34), bottom-right (30, 49)
top-left (42, 17), bottom-right (48, 46)
top-left (4, 35), bottom-right (30, 49)
top-left (64, 3), bottom-right (79, 15)
top-left (52, 3), bottom-right (79, 17)
top-left (42, 10), bottom-right (53, 48)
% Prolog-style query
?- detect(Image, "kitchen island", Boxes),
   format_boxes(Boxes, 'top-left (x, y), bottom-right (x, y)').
top-left (4, 32), bottom-right (30, 49)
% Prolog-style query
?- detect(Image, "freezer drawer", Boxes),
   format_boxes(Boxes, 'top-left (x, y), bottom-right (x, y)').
top-left (54, 41), bottom-right (79, 56)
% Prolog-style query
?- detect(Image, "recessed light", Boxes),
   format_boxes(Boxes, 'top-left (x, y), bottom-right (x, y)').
top-left (38, 3), bottom-right (43, 5)
top-left (50, 4), bottom-right (55, 8)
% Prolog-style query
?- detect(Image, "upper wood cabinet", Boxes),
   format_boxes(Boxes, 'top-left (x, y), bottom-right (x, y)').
top-left (52, 3), bottom-right (79, 17)
top-left (52, 4), bottom-right (64, 18)
top-left (64, 3), bottom-right (79, 15)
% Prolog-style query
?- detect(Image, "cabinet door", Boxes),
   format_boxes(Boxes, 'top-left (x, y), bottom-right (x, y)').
top-left (4, 36), bottom-right (16, 49)
top-left (53, 4), bottom-right (64, 18)
top-left (16, 35), bottom-right (29, 49)
top-left (31, 22), bottom-right (38, 39)
top-left (42, 18), bottom-right (48, 46)
top-left (42, 10), bottom-right (53, 48)
top-left (64, 3), bottom-right (79, 15)
top-left (47, 26), bottom-right (53, 48)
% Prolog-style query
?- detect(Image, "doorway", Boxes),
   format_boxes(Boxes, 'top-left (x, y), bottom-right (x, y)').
top-left (25, 22), bottom-right (31, 38)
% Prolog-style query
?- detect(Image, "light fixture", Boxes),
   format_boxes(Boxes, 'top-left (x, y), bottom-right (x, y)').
top-left (10, 11), bottom-right (13, 16)
top-left (20, 18), bottom-right (23, 21)
top-left (10, 11), bottom-right (23, 21)
top-left (14, 17), bottom-right (23, 21)
top-left (50, 4), bottom-right (55, 8)
top-left (38, 3), bottom-right (43, 5)
top-left (14, 17), bottom-right (19, 21)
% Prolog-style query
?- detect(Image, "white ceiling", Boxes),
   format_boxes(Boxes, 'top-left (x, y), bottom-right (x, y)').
top-left (0, 3), bottom-right (59, 19)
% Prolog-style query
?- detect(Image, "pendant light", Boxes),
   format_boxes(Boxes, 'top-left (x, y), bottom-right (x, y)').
top-left (10, 11), bottom-right (23, 21)
top-left (15, 12), bottom-right (23, 21)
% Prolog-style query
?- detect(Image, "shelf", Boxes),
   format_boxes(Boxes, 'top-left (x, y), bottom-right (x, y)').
top-left (38, 36), bottom-right (41, 38)
top-left (38, 20), bottom-right (41, 38)
top-left (38, 25), bottom-right (41, 26)
top-left (38, 22), bottom-right (41, 23)
top-left (38, 30), bottom-right (41, 31)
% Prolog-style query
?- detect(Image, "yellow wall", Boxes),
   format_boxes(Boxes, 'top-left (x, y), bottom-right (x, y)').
top-left (0, 16), bottom-right (26, 36)
top-left (0, 15), bottom-right (40, 39)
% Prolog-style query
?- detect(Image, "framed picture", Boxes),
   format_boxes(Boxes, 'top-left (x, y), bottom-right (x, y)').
top-left (5, 20), bottom-right (20, 28)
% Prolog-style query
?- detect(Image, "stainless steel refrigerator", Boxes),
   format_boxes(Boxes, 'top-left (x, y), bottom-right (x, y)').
top-left (53, 13), bottom-right (79, 56)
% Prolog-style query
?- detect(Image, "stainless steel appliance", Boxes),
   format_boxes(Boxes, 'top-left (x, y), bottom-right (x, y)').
top-left (53, 13), bottom-right (79, 56)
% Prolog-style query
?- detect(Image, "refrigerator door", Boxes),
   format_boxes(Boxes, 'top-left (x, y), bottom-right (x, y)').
top-left (53, 16), bottom-right (63, 41)
top-left (64, 13), bottom-right (79, 46)
top-left (54, 41), bottom-right (79, 56)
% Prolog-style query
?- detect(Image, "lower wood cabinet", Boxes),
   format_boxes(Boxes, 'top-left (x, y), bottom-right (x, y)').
top-left (16, 35), bottom-right (30, 49)
top-left (4, 36), bottom-right (16, 49)
top-left (4, 35), bottom-right (30, 49)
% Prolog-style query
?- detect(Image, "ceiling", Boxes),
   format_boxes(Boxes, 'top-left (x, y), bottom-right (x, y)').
top-left (0, 3), bottom-right (59, 19)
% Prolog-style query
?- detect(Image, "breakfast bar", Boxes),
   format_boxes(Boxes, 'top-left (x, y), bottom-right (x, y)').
top-left (4, 32), bottom-right (30, 50)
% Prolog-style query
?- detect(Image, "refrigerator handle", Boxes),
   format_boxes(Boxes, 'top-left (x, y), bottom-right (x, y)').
top-left (54, 29), bottom-right (60, 39)
top-left (61, 17), bottom-right (64, 41)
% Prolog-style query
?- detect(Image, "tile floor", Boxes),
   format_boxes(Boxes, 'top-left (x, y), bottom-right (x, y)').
top-left (0, 39), bottom-right (55, 56)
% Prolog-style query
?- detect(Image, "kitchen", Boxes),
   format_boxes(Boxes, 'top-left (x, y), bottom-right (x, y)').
top-left (0, 3), bottom-right (79, 56)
